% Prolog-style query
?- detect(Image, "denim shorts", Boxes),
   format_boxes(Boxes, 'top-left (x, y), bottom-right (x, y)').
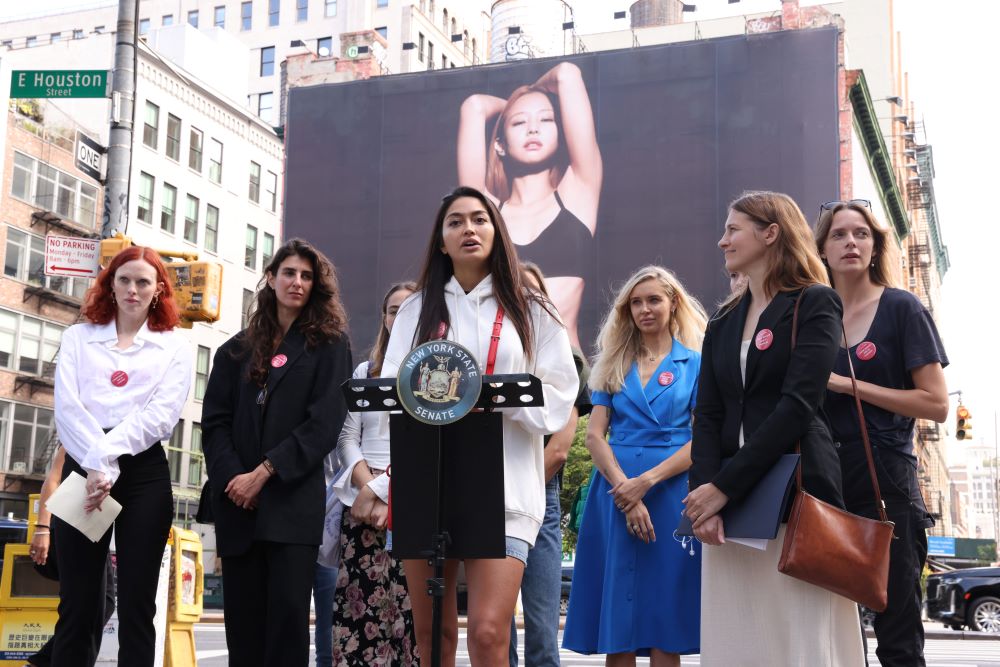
top-left (505, 535), bottom-right (531, 564)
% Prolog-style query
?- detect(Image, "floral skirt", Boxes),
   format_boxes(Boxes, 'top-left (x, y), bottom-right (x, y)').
top-left (332, 511), bottom-right (420, 667)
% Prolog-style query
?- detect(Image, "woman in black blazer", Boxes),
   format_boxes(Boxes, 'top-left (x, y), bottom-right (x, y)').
top-left (202, 238), bottom-right (353, 667)
top-left (685, 191), bottom-right (864, 666)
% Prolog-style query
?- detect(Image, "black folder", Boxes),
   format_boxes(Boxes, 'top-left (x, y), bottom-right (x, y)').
top-left (676, 453), bottom-right (800, 539)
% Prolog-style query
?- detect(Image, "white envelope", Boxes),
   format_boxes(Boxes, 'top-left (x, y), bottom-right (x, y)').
top-left (45, 471), bottom-right (122, 542)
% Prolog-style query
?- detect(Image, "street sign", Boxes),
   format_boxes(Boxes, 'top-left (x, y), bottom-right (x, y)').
top-left (75, 131), bottom-right (105, 182)
top-left (44, 235), bottom-right (100, 279)
top-left (927, 535), bottom-right (957, 557)
top-left (10, 70), bottom-right (110, 98)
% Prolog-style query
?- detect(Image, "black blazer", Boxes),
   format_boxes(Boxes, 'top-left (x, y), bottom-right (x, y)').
top-left (691, 286), bottom-right (846, 509)
top-left (201, 325), bottom-right (352, 557)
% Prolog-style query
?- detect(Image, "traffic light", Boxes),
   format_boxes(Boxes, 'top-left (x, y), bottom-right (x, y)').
top-left (956, 405), bottom-right (972, 441)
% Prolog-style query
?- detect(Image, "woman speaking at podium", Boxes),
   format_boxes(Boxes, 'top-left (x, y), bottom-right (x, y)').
top-left (381, 186), bottom-right (578, 667)
top-left (202, 239), bottom-right (353, 667)
top-left (53, 246), bottom-right (191, 666)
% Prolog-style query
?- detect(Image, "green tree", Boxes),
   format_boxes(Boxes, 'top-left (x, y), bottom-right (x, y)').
top-left (560, 414), bottom-right (593, 554)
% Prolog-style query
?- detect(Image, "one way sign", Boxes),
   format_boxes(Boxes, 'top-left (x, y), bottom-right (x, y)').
top-left (45, 235), bottom-right (100, 278)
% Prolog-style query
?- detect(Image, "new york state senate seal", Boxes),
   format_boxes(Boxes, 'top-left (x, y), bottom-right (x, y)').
top-left (397, 340), bottom-right (483, 425)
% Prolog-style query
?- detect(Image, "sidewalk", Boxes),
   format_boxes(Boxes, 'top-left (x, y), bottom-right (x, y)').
top-left (199, 612), bottom-right (998, 640)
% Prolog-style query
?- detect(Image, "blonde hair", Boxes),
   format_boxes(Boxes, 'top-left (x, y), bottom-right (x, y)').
top-left (719, 190), bottom-right (830, 313)
top-left (814, 202), bottom-right (898, 288)
top-left (590, 266), bottom-right (708, 394)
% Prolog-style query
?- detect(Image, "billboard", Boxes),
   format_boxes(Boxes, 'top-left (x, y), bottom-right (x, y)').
top-left (284, 27), bottom-right (840, 352)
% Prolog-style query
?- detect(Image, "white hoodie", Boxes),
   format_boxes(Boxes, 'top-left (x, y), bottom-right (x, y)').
top-left (381, 274), bottom-right (578, 546)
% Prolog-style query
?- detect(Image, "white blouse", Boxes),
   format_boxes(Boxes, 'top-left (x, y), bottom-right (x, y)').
top-left (334, 361), bottom-right (391, 506)
top-left (54, 320), bottom-right (192, 483)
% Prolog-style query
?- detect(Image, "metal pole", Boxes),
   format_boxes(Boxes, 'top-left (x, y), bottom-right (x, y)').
top-left (100, 0), bottom-right (137, 239)
top-left (994, 411), bottom-right (999, 561)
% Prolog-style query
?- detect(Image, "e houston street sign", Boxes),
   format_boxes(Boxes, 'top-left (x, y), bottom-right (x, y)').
top-left (10, 70), bottom-right (110, 98)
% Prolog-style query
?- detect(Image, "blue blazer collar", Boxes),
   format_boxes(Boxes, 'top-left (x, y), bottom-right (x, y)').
top-left (621, 339), bottom-right (690, 422)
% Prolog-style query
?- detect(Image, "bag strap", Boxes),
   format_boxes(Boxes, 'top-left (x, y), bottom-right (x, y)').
top-left (789, 289), bottom-right (889, 524)
top-left (841, 327), bottom-right (890, 523)
top-left (485, 305), bottom-right (505, 375)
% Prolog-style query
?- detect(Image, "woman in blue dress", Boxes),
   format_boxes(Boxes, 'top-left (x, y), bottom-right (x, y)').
top-left (563, 265), bottom-right (707, 666)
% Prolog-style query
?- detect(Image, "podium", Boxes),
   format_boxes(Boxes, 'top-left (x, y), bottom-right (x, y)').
top-left (342, 371), bottom-right (544, 667)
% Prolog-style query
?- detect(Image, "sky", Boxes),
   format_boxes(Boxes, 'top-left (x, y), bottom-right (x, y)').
top-left (2, 0), bottom-right (998, 462)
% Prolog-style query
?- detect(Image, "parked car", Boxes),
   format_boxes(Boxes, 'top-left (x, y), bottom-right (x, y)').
top-left (456, 562), bottom-right (574, 616)
top-left (925, 566), bottom-right (1000, 634)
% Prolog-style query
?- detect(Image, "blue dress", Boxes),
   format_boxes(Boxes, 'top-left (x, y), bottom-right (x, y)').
top-left (563, 340), bottom-right (702, 656)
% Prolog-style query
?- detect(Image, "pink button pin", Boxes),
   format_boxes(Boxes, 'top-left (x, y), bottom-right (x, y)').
top-left (856, 341), bottom-right (877, 361)
top-left (110, 370), bottom-right (129, 387)
top-left (755, 329), bottom-right (774, 351)
top-left (271, 354), bottom-right (288, 368)
top-left (658, 371), bottom-right (674, 387)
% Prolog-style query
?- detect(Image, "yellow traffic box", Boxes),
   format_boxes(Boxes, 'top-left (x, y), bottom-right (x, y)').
top-left (0, 544), bottom-right (59, 666)
top-left (164, 526), bottom-right (203, 667)
top-left (164, 261), bottom-right (224, 325)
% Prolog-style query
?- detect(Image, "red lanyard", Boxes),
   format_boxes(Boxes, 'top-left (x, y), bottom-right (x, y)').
top-left (438, 305), bottom-right (504, 374)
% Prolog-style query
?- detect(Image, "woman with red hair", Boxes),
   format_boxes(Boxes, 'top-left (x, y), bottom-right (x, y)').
top-left (53, 245), bottom-right (191, 666)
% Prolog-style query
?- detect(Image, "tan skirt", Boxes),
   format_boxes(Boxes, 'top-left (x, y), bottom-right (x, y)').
top-left (700, 525), bottom-right (865, 667)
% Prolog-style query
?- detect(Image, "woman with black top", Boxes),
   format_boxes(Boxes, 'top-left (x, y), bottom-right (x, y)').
top-left (816, 200), bottom-right (948, 667)
top-left (202, 238), bottom-right (353, 667)
top-left (458, 61), bottom-right (602, 348)
top-left (53, 246), bottom-right (191, 666)
top-left (685, 191), bottom-right (864, 665)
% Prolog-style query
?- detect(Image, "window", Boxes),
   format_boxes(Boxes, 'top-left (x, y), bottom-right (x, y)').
top-left (249, 162), bottom-right (261, 203)
top-left (441, 54), bottom-right (447, 70)
top-left (262, 233), bottom-right (275, 267)
top-left (242, 289), bottom-right (254, 328)
top-left (2, 40), bottom-right (12, 49)
top-left (297, 0), bottom-right (308, 21)
top-left (138, 172), bottom-right (154, 223)
top-left (208, 139), bottom-right (223, 184)
top-left (50, 32), bottom-right (61, 43)
top-left (260, 46), bottom-right (275, 76)
top-left (245, 226), bottom-right (258, 269)
top-left (73, 29), bottom-right (84, 39)
top-left (167, 420), bottom-right (184, 484)
top-left (451, 17), bottom-right (456, 36)
top-left (269, 0), bottom-right (280, 26)
top-left (0, 307), bottom-right (64, 376)
top-left (4, 228), bottom-right (87, 299)
top-left (241, 2), bottom-right (252, 30)
top-left (463, 30), bottom-right (469, 57)
top-left (189, 424), bottom-right (204, 487)
top-left (9, 153), bottom-right (98, 228)
top-left (427, 41), bottom-right (434, 69)
top-left (1, 401), bottom-right (55, 476)
top-left (161, 183), bottom-right (177, 233)
top-left (163, 14), bottom-right (174, 26)
top-left (187, 10), bottom-right (199, 27)
top-left (325, 0), bottom-right (337, 17)
top-left (214, 5), bottom-right (225, 28)
top-left (189, 127), bottom-right (203, 171)
top-left (376, 26), bottom-right (387, 39)
top-left (195, 346), bottom-right (210, 400)
top-left (26, 37), bottom-right (37, 48)
top-left (418, 33), bottom-right (424, 61)
top-left (258, 93), bottom-right (274, 124)
top-left (266, 171), bottom-right (278, 212)
top-left (184, 195), bottom-right (199, 244)
top-left (471, 37), bottom-right (476, 60)
top-left (318, 36), bottom-right (332, 56)
top-left (378, 0), bottom-right (389, 6)
top-left (166, 114), bottom-right (181, 161)
top-left (143, 101), bottom-right (159, 149)
top-left (139, 19), bottom-right (150, 35)
top-left (205, 205), bottom-right (219, 252)
top-left (442, 8), bottom-right (448, 31)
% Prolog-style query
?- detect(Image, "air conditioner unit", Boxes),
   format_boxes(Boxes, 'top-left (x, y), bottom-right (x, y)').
top-left (909, 277), bottom-right (917, 290)
top-left (11, 462), bottom-right (26, 474)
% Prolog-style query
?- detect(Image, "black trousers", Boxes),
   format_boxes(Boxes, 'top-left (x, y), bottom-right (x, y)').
top-left (50, 445), bottom-right (173, 667)
top-left (843, 446), bottom-right (930, 667)
top-left (221, 541), bottom-right (319, 667)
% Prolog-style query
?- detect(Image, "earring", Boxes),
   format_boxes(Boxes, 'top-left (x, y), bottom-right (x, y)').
top-left (151, 293), bottom-right (159, 309)
top-left (111, 293), bottom-right (116, 305)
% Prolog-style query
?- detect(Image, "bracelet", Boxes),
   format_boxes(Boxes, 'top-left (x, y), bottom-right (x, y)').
top-left (33, 531), bottom-right (50, 537)
top-left (35, 524), bottom-right (49, 529)
top-left (262, 459), bottom-right (276, 476)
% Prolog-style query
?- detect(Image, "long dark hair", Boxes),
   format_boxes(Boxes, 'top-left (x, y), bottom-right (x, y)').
top-left (414, 186), bottom-right (550, 361)
top-left (242, 238), bottom-right (348, 384)
top-left (369, 281), bottom-right (417, 377)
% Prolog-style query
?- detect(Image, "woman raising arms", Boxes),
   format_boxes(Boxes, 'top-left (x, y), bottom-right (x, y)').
top-left (457, 61), bottom-right (602, 348)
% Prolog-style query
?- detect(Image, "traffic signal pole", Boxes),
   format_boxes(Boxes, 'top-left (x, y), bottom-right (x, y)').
top-left (100, 0), bottom-right (138, 239)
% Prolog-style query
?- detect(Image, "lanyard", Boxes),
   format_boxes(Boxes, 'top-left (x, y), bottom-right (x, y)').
top-left (438, 306), bottom-right (505, 374)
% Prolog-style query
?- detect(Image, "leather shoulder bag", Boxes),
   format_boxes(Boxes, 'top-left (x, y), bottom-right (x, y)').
top-left (776, 289), bottom-right (894, 612)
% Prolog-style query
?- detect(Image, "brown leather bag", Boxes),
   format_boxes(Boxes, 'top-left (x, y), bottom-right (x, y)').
top-left (775, 290), bottom-right (894, 612)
